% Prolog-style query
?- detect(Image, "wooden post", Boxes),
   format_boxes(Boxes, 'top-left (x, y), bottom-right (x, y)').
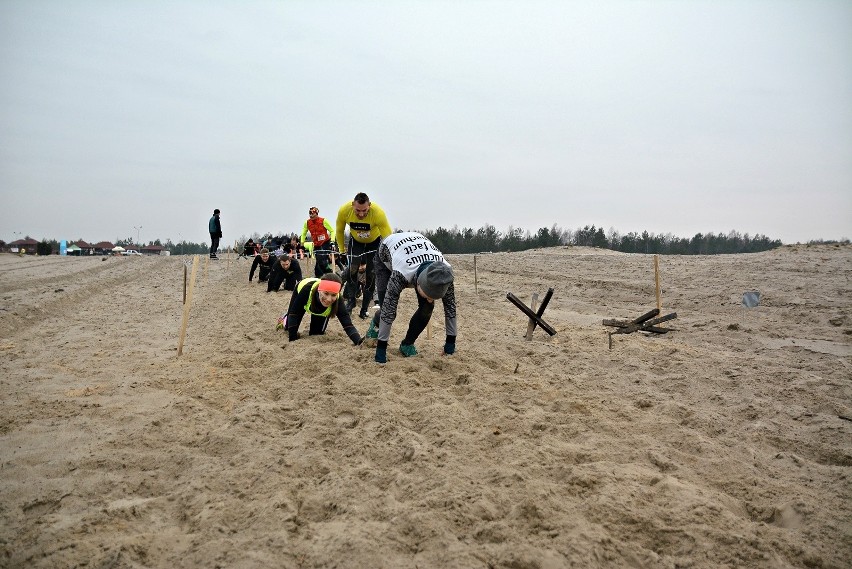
top-left (654, 255), bottom-right (662, 313)
top-left (177, 255), bottom-right (200, 356)
top-left (183, 264), bottom-right (187, 304)
top-left (525, 293), bottom-right (539, 341)
top-left (474, 255), bottom-right (478, 293)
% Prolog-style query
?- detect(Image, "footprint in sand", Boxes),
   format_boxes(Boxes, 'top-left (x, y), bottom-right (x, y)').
top-left (336, 411), bottom-right (359, 429)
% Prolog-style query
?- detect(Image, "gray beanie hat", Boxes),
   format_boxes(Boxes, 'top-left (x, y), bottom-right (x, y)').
top-left (417, 262), bottom-right (454, 299)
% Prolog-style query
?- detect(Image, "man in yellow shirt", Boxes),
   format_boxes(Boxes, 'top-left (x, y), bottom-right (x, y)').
top-left (335, 192), bottom-right (393, 318)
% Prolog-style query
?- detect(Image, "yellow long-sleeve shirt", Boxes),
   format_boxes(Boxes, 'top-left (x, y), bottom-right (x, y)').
top-left (335, 202), bottom-right (392, 253)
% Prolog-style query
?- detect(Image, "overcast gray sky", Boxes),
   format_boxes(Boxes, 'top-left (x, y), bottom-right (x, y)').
top-left (1, 0), bottom-right (850, 246)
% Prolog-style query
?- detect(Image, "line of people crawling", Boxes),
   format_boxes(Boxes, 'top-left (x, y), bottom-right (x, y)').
top-left (232, 193), bottom-right (457, 364)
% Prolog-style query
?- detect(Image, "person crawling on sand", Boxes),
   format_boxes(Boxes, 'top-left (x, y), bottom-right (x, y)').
top-left (285, 273), bottom-right (363, 346)
top-left (267, 255), bottom-right (303, 293)
top-left (364, 231), bottom-right (456, 363)
top-left (249, 248), bottom-right (276, 283)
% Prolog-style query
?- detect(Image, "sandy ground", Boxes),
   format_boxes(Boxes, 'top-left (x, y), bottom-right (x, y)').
top-left (0, 245), bottom-right (850, 569)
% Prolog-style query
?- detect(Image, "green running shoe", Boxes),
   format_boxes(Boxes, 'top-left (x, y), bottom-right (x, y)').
top-left (399, 343), bottom-right (418, 357)
top-left (366, 320), bottom-right (379, 339)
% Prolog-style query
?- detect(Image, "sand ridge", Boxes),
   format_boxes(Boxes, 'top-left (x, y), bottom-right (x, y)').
top-left (1, 245), bottom-right (850, 568)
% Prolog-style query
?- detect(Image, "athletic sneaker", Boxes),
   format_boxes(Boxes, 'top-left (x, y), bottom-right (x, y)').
top-left (275, 314), bottom-right (288, 331)
top-left (366, 320), bottom-right (378, 339)
top-left (399, 344), bottom-right (418, 357)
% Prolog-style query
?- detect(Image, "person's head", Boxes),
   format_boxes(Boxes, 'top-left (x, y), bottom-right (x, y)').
top-left (260, 247), bottom-right (270, 260)
top-left (352, 193), bottom-right (370, 219)
top-left (213, 208), bottom-right (220, 215)
top-left (290, 235), bottom-right (299, 245)
top-left (308, 206), bottom-right (319, 219)
top-left (279, 256), bottom-right (291, 268)
top-left (316, 273), bottom-right (343, 307)
top-left (417, 262), bottom-right (454, 303)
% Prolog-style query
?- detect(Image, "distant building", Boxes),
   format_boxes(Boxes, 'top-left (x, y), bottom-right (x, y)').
top-left (8, 238), bottom-right (38, 254)
top-left (141, 245), bottom-right (165, 256)
top-left (92, 241), bottom-right (116, 255)
top-left (73, 240), bottom-right (95, 255)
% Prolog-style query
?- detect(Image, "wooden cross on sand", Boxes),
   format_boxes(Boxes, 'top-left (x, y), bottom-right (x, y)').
top-left (506, 288), bottom-right (557, 339)
top-left (603, 308), bottom-right (678, 349)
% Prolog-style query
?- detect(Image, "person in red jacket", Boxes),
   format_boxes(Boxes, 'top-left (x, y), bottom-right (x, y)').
top-left (301, 206), bottom-right (336, 278)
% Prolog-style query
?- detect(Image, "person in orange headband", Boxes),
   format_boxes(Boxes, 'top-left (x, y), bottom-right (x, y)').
top-left (282, 273), bottom-right (363, 345)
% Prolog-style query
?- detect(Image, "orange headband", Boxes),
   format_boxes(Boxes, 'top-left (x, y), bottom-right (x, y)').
top-left (317, 280), bottom-right (342, 294)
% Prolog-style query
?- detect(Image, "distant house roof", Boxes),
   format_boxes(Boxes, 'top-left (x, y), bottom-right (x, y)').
top-left (74, 240), bottom-right (92, 248)
top-left (92, 241), bottom-right (115, 249)
top-left (10, 239), bottom-right (39, 246)
top-left (141, 245), bottom-right (165, 252)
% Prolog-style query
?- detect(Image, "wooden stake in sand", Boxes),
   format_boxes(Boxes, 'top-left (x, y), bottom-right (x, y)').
top-left (654, 254), bottom-right (662, 313)
top-left (183, 264), bottom-right (187, 304)
top-left (177, 255), bottom-right (200, 357)
top-left (474, 255), bottom-right (478, 294)
top-left (525, 293), bottom-right (539, 341)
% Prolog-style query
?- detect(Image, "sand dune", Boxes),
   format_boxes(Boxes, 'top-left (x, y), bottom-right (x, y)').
top-left (1, 245), bottom-right (849, 568)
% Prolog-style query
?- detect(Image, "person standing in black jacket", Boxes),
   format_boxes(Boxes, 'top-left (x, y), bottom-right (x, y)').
top-left (249, 248), bottom-right (275, 283)
top-left (209, 209), bottom-right (222, 259)
top-left (267, 256), bottom-right (303, 292)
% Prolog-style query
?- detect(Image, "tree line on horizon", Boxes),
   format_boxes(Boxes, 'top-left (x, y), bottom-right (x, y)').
top-left (418, 224), bottom-right (788, 255)
top-left (4, 226), bottom-right (849, 256)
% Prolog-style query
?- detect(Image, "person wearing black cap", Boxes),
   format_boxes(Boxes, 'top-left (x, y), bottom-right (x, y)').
top-left (364, 231), bottom-right (456, 363)
top-left (208, 208), bottom-right (222, 259)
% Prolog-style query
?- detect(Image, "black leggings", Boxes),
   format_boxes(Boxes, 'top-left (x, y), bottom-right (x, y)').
top-left (313, 243), bottom-right (334, 278)
top-left (371, 274), bottom-right (435, 346)
top-left (346, 237), bottom-right (379, 314)
top-left (401, 291), bottom-right (434, 345)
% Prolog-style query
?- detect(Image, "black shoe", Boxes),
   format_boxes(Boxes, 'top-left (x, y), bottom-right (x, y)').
top-left (359, 311), bottom-right (369, 319)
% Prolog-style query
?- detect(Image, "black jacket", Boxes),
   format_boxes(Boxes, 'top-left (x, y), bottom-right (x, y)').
top-left (249, 254), bottom-right (275, 282)
top-left (268, 258), bottom-right (303, 292)
top-left (286, 280), bottom-right (362, 345)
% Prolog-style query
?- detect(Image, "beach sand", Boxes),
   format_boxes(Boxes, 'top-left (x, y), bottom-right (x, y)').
top-left (1, 245), bottom-right (850, 568)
